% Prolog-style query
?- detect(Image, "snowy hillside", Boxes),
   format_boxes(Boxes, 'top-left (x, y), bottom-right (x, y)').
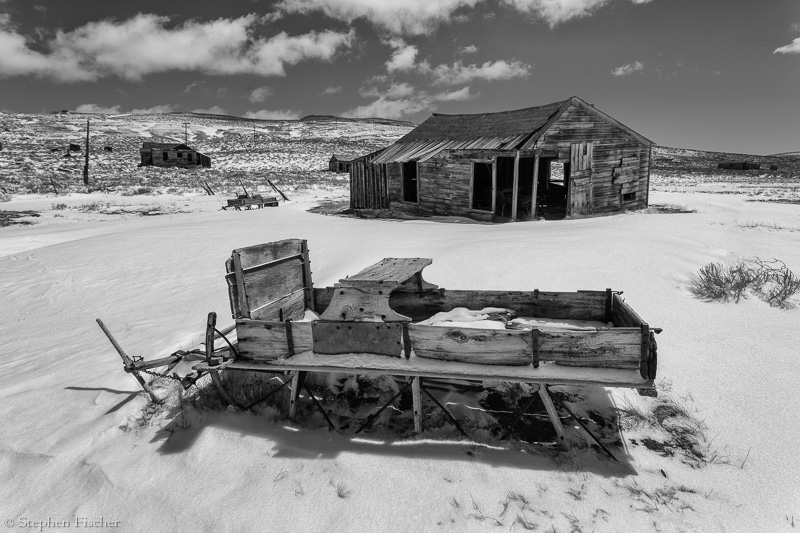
top-left (0, 112), bottom-right (412, 198)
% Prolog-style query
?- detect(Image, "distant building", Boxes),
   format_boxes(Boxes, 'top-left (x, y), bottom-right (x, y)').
top-left (718, 161), bottom-right (760, 170)
top-left (329, 154), bottom-right (354, 173)
top-left (139, 142), bottom-right (211, 168)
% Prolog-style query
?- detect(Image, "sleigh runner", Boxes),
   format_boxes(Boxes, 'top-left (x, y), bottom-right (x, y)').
top-left (99, 238), bottom-right (659, 455)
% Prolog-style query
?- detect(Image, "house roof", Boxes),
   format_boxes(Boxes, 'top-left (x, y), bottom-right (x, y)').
top-left (141, 142), bottom-right (193, 151)
top-left (372, 96), bottom-right (653, 164)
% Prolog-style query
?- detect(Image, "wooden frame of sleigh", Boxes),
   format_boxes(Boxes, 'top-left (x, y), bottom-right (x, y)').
top-left (99, 239), bottom-right (659, 459)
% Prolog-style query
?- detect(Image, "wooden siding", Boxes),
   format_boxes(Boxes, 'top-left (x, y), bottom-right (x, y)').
top-left (378, 102), bottom-right (651, 219)
top-left (140, 147), bottom-right (208, 168)
top-left (350, 161), bottom-right (389, 209)
top-left (536, 106), bottom-right (650, 213)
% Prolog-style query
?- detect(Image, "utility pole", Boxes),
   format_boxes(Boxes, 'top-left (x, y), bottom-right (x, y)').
top-left (182, 122), bottom-right (189, 144)
top-left (83, 118), bottom-right (89, 186)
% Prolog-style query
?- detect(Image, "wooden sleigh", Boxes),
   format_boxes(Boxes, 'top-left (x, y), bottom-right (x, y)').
top-left (99, 239), bottom-right (659, 458)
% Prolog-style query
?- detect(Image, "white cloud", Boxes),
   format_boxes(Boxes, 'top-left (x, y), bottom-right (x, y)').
top-left (432, 86), bottom-right (476, 101)
top-left (184, 81), bottom-right (203, 93)
top-left (249, 86), bottom-right (273, 103)
top-left (385, 39), bottom-right (419, 72)
top-left (192, 106), bottom-right (229, 115)
top-left (360, 81), bottom-right (415, 99)
top-left (774, 37), bottom-right (800, 54)
top-left (427, 59), bottom-right (531, 84)
top-left (130, 104), bottom-right (178, 114)
top-left (0, 14), bottom-right (355, 82)
top-left (74, 103), bottom-right (121, 114)
top-left (503, 0), bottom-right (607, 27)
top-left (244, 109), bottom-right (302, 120)
top-left (611, 60), bottom-right (644, 76)
top-left (502, 0), bottom-right (653, 27)
top-left (345, 85), bottom-right (475, 120)
top-left (343, 96), bottom-right (428, 120)
top-left (322, 85), bottom-right (342, 94)
top-left (274, 0), bottom-right (480, 35)
top-left (459, 44), bottom-right (478, 54)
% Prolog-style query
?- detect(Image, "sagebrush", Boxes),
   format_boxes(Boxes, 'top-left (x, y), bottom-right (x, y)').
top-left (691, 258), bottom-right (800, 308)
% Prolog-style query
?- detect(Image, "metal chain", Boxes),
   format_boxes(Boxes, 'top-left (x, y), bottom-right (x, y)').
top-left (139, 367), bottom-right (183, 382)
top-left (131, 349), bottom-right (206, 383)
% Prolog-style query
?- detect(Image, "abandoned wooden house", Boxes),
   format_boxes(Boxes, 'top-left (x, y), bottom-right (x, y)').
top-left (349, 96), bottom-right (654, 220)
top-left (328, 154), bottom-right (355, 173)
top-left (717, 161), bottom-right (760, 170)
top-left (139, 142), bottom-right (211, 168)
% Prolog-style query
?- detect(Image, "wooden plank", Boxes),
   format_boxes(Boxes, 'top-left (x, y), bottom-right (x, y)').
top-left (412, 377), bottom-right (422, 434)
top-left (531, 154), bottom-right (539, 219)
top-left (249, 286), bottom-right (306, 322)
top-left (242, 259), bottom-right (305, 314)
top-left (640, 323), bottom-right (650, 379)
top-left (511, 151), bottom-right (520, 220)
top-left (539, 386), bottom-right (569, 451)
top-left (311, 322), bottom-right (403, 357)
top-left (343, 258), bottom-right (432, 286)
top-left (231, 251), bottom-right (250, 319)
top-left (611, 293), bottom-right (645, 327)
top-left (300, 240), bottom-right (314, 312)
top-left (409, 325), bottom-right (533, 366)
top-left (312, 287), bottom-right (609, 322)
top-left (491, 157), bottom-right (497, 215)
top-left (289, 371), bottom-right (304, 420)
top-left (96, 318), bottom-right (159, 402)
top-left (233, 239), bottom-right (304, 269)
top-left (537, 328), bottom-right (641, 363)
top-left (212, 359), bottom-right (653, 388)
top-left (236, 319), bottom-right (313, 360)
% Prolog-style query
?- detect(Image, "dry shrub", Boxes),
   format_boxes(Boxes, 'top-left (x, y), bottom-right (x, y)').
top-left (691, 258), bottom-right (800, 308)
top-left (751, 258), bottom-right (800, 308)
top-left (691, 261), bottom-right (756, 302)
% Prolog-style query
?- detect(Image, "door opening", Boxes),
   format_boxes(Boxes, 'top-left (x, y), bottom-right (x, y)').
top-left (536, 158), bottom-right (569, 219)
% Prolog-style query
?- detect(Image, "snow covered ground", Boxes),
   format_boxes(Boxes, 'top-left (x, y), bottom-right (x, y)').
top-left (1, 184), bottom-right (799, 532)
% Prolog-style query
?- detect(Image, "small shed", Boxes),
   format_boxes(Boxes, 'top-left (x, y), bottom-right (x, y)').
top-left (718, 161), bottom-right (760, 170)
top-left (350, 96), bottom-right (654, 221)
top-left (329, 154), bottom-right (354, 173)
top-left (139, 142), bottom-right (211, 168)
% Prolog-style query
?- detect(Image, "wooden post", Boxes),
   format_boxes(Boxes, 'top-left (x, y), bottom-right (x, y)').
top-left (538, 385), bottom-right (569, 451)
top-left (300, 240), bottom-right (314, 312)
top-left (205, 312), bottom-right (239, 408)
top-left (289, 371), bottom-right (305, 420)
top-left (531, 154), bottom-right (540, 219)
top-left (412, 377), bottom-right (422, 434)
top-left (531, 328), bottom-right (540, 368)
top-left (511, 151), bottom-right (520, 220)
top-left (640, 323), bottom-right (650, 379)
top-left (231, 251), bottom-right (249, 319)
top-left (491, 157), bottom-right (497, 217)
top-left (83, 119), bottom-right (89, 186)
top-left (96, 318), bottom-right (159, 403)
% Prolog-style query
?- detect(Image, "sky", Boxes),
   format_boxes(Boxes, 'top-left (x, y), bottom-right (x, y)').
top-left (0, 0), bottom-right (798, 155)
